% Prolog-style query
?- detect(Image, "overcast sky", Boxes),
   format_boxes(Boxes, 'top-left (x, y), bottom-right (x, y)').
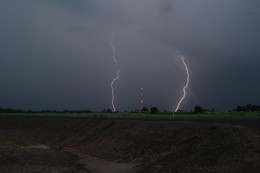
top-left (0, 0), bottom-right (259, 112)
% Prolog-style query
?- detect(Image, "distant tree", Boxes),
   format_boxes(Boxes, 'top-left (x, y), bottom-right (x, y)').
top-left (141, 107), bottom-right (149, 112)
top-left (246, 104), bottom-right (258, 112)
top-left (106, 108), bottom-right (112, 113)
top-left (245, 104), bottom-right (253, 112)
top-left (193, 105), bottom-right (203, 114)
top-left (236, 105), bottom-right (243, 112)
top-left (150, 107), bottom-right (158, 113)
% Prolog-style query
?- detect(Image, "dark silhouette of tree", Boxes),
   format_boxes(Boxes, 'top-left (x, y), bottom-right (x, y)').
top-left (150, 107), bottom-right (158, 113)
top-left (141, 107), bottom-right (149, 112)
top-left (106, 108), bottom-right (112, 113)
top-left (193, 105), bottom-right (203, 114)
top-left (236, 105), bottom-right (243, 112)
top-left (235, 104), bottom-right (260, 112)
top-left (246, 104), bottom-right (253, 112)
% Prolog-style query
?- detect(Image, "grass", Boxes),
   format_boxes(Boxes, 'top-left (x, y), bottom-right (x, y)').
top-left (1, 112), bottom-right (260, 118)
top-left (0, 136), bottom-right (27, 146)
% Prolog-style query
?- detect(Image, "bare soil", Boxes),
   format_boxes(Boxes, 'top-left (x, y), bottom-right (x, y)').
top-left (0, 116), bottom-right (259, 172)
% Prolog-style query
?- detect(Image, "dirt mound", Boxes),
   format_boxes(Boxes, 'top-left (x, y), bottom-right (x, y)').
top-left (0, 116), bottom-right (259, 172)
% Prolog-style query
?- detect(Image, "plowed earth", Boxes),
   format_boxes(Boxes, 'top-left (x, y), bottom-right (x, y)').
top-left (0, 116), bottom-right (259, 173)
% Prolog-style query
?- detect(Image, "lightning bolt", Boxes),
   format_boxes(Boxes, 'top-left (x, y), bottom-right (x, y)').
top-left (175, 55), bottom-right (190, 111)
top-left (110, 31), bottom-right (120, 112)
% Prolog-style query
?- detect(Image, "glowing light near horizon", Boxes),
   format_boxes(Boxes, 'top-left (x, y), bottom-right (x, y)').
top-left (140, 87), bottom-right (144, 104)
top-left (175, 55), bottom-right (190, 111)
top-left (110, 31), bottom-right (120, 112)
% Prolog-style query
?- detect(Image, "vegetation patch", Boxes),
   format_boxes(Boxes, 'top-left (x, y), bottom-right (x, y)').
top-left (0, 136), bottom-right (27, 146)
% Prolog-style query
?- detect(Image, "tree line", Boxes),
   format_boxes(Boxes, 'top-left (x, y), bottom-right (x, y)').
top-left (1, 103), bottom-right (259, 114)
top-left (234, 104), bottom-right (260, 112)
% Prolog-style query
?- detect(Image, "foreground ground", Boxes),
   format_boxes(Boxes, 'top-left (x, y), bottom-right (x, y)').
top-left (0, 115), bottom-right (259, 172)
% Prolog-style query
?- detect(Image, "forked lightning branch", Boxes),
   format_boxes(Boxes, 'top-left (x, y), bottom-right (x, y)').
top-left (175, 54), bottom-right (190, 112)
top-left (110, 31), bottom-right (120, 112)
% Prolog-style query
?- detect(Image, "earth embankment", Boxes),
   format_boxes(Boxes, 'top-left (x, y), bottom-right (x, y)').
top-left (0, 116), bottom-right (259, 172)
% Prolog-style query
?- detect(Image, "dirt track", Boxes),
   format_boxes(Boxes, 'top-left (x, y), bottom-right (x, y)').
top-left (0, 115), bottom-right (259, 172)
top-left (68, 150), bottom-right (136, 173)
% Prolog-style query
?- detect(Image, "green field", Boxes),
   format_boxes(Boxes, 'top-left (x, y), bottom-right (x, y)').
top-left (1, 112), bottom-right (260, 118)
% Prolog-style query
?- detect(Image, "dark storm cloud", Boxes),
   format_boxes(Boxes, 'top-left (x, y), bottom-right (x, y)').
top-left (37, 0), bottom-right (127, 26)
top-left (0, 0), bottom-right (259, 111)
top-left (39, 0), bottom-right (102, 17)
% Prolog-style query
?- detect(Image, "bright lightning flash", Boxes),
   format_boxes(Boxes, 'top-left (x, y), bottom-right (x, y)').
top-left (175, 56), bottom-right (190, 111)
top-left (110, 31), bottom-right (120, 112)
